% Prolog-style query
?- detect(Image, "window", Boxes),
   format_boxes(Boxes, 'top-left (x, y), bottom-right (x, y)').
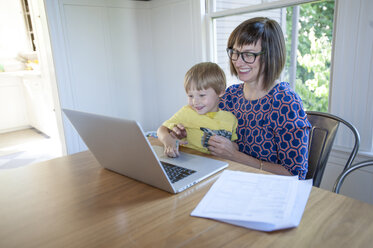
top-left (20, 0), bottom-right (36, 51)
top-left (208, 0), bottom-right (334, 112)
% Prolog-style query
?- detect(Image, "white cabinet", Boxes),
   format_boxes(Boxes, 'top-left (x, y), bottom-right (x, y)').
top-left (0, 74), bottom-right (29, 133)
top-left (22, 73), bottom-right (55, 137)
top-left (0, 71), bottom-right (55, 137)
top-left (23, 75), bottom-right (43, 132)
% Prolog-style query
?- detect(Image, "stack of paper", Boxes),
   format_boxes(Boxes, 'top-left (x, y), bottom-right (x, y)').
top-left (191, 170), bottom-right (312, 232)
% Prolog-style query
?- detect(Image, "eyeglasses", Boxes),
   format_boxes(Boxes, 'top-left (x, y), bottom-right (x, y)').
top-left (226, 48), bottom-right (265, 64)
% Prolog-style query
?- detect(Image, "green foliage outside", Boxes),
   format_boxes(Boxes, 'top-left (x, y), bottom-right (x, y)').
top-left (285, 1), bottom-right (335, 112)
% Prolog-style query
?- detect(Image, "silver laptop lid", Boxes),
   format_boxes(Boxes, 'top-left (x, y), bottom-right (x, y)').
top-left (63, 109), bottom-right (228, 194)
top-left (63, 109), bottom-right (175, 193)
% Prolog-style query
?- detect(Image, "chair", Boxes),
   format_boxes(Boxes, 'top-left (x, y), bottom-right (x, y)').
top-left (305, 111), bottom-right (360, 187)
top-left (333, 160), bottom-right (373, 194)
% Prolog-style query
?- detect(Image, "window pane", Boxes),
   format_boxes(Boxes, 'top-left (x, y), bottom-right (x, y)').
top-left (212, 1), bottom-right (334, 112)
top-left (284, 1), bottom-right (334, 112)
top-left (213, 0), bottom-right (261, 12)
top-left (213, 0), bottom-right (290, 12)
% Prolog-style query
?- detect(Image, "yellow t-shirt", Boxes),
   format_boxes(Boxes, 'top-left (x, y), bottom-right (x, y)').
top-left (162, 105), bottom-right (238, 153)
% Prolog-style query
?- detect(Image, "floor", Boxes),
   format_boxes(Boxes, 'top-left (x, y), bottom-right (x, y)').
top-left (0, 128), bottom-right (62, 169)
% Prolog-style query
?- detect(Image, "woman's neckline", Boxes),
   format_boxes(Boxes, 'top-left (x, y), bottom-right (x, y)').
top-left (242, 81), bottom-right (280, 101)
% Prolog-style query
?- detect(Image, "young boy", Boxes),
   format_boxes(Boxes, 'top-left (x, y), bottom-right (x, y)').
top-left (157, 62), bottom-right (238, 157)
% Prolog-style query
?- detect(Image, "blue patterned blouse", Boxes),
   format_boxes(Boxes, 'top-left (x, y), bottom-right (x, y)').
top-left (219, 82), bottom-right (311, 179)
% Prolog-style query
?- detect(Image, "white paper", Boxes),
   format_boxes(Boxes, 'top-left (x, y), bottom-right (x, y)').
top-left (191, 170), bottom-right (313, 232)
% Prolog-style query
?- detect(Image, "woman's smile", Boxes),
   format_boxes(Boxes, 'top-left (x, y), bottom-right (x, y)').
top-left (232, 41), bottom-right (262, 84)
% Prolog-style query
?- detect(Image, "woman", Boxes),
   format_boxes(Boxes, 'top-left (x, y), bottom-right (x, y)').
top-left (173, 17), bottom-right (311, 179)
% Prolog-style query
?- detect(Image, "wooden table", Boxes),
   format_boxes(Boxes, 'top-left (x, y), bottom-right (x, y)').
top-left (1, 141), bottom-right (373, 248)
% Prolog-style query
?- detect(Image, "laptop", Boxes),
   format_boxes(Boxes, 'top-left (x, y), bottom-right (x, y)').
top-left (63, 109), bottom-right (228, 193)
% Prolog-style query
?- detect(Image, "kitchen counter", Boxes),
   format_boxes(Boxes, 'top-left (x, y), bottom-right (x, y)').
top-left (0, 70), bottom-right (41, 78)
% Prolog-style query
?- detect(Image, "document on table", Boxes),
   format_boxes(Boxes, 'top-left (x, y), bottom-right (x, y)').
top-left (191, 170), bottom-right (312, 232)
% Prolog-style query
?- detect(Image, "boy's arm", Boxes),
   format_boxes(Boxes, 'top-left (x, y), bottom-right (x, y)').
top-left (157, 125), bottom-right (180, 158)
top-left (231, 116), bottom-right (238, 141)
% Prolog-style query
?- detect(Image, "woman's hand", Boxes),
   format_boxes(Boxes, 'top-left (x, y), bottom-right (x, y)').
top-left (207, 135), bottom-right (238, 159)
top-left (208, 135), bottom-right (293, 177)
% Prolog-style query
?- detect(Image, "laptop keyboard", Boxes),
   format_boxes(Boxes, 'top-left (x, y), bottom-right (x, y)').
top-left (161, 162), bottom-right (196, 183)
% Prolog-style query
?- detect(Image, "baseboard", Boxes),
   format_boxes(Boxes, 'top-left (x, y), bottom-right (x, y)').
top-left (0, 125), bottom-right (32, 134)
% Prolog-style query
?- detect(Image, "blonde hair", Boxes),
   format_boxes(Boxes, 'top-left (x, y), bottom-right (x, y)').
top-left (227, 17), bottom-right (286, 90)
top-left (184, 62), bottom-right (226, 95)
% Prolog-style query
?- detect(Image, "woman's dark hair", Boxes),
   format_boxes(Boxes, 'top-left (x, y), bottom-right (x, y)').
top-left (227, 17), bottom-right (286, 90)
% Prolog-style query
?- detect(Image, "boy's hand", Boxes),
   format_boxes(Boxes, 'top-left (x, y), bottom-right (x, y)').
top-left (157, 125), bottom-right (188, 158)
top-left (164, 142), bottom-right (178, 158)
top-left (163, 137), bottom-right (180, 158)
top-left (163, 138), bottom-right (188, 158)
top-left (170, 124), bottom-right (187, 140)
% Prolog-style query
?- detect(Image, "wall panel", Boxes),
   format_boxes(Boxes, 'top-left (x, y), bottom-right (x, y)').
top-left (63, 5), bottom-right (114, 115)
top-left (151, 0), bottom-right (203, 123)
top-left (107, 7), bottom-right (157, 129)
top-left (331, 0), bottom-right (373, 153)
top-left (46, 0), bottom-right (203, 153)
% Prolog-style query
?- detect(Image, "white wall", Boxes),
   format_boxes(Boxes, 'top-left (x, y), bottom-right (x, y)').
top-left (151, 0), bottom-right (205, 122)
top-left (0, 0), bottom-right (30, 61)
top-left (330, 0), bottom-right (373, 153)
top-left (320, 0), bottom-right (373, 204)
top-left (45, 0), bottom-right (204, 154)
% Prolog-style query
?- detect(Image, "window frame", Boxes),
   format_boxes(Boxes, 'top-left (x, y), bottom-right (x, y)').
top-left (20, 0), bottom-right (36, 51)
top-left (204, 0), bottom-right (325, 89)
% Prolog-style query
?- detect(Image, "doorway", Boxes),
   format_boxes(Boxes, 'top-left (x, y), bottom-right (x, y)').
top-left (0, 0), bottom-right (65, 169)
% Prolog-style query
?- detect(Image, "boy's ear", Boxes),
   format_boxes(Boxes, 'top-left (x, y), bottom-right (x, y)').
top-left (218, 92), bottom-right (225, 97)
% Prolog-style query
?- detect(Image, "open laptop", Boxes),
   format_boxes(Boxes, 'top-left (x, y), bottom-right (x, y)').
top-left (63, 109), bottom-right (228, 193)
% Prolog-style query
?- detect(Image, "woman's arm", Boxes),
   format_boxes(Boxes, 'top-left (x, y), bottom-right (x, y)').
top-left (273, 94), bottom-right (311, 179)
top-left (207, 135), bottom-right (292, 176)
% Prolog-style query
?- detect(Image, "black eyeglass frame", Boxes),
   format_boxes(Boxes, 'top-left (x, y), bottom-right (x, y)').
top-left (226, 48), bottom-right (265, 64)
